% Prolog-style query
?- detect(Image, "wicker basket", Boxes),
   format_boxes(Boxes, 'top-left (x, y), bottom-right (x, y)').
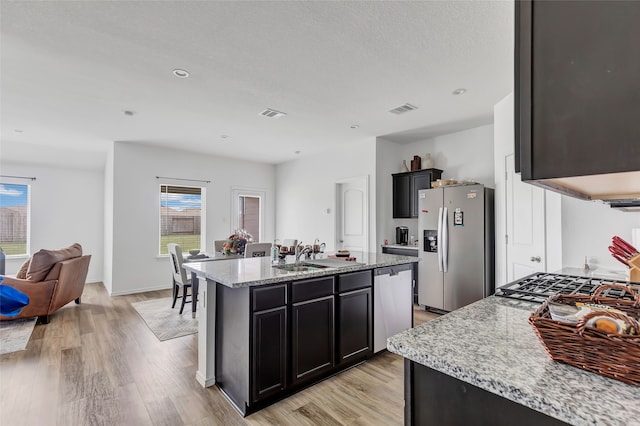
top-left (529, 284), bottom-right (640, 386)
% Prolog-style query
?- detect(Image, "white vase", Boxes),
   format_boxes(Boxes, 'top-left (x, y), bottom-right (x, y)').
top-left (400, 160), bottom-right (410, 173)
top-left (423, 153), bottom-right (434, 169)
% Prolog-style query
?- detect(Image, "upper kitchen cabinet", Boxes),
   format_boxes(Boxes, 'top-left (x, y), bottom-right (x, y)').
top-left (392, 169), bottom-right (443, 218)
top-left (515, 0), bottom-right (640, 208)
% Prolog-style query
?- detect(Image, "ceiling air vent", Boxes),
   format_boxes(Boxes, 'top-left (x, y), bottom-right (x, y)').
top-left (259, 108), bottom-right (287, 119)
top-left (389, 103), bottom-right (418, 115)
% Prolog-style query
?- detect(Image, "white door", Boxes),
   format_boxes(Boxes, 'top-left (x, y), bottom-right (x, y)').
top-left (505, 154), bottom-right (546, 281)
top-left (335, 176), bottom-right (368, 252)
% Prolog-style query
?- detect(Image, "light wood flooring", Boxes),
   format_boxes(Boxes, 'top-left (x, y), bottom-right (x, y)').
top-left (0, 283), bottom-right (439, 426)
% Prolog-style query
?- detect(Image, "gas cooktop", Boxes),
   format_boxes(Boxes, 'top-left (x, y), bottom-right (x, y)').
top-left (495, 272), bottom-right (640, 304)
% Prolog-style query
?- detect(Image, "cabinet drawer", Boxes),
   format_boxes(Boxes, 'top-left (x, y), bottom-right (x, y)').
top-left (252, 284), bottom-right (287, 311)
top-left (337, 270), bottom-right (372, 293)
top-left (291, 277), bottom-right (335, 303)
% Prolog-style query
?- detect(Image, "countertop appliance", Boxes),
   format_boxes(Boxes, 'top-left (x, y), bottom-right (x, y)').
top-left (495, 272), bottom-right (640, 304)
top-left (418, 184), bottom-right (494, 312)
top-left (396, 226), bottom-right (408, 246)
top-left (373, 263), bottom-right (413, 353)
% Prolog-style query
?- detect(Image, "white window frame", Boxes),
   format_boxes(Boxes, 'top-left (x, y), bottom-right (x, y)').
top-left (231, 187), bottom-right (265, 243)
top-left (0, 182), bottom-right (31, 258)
top-left (158, 184), bottom-right (207, 256)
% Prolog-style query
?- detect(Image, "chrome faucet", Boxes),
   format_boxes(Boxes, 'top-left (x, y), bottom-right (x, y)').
top-left (295, 242), bottom-right (311, 263)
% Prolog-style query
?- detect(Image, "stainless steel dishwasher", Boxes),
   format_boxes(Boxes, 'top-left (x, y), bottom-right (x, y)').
top-left (373, 263), bottom-right (413, 353)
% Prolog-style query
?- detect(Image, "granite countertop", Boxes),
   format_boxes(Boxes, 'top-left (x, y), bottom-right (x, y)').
top-left (183, 252), bottom-right (418, 288)
top-left (387, 296), bottom-right (640, 426)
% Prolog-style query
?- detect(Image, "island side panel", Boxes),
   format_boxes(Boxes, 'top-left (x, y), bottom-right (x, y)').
top-left (216, 283), bottom-right (251, 415)
top-left (407, 361), bottom-right (568, 426)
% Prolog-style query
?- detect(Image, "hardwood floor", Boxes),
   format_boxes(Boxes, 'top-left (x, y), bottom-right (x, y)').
top-left (0, 283), bottom-right (439, 426)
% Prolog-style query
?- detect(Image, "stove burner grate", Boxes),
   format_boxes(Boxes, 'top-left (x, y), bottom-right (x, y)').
top-left (495, 272), bottom-right (639, 304)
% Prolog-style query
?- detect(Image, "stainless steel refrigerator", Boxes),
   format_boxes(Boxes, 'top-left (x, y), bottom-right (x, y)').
top-left (418, 184), bottom-right (494, 312)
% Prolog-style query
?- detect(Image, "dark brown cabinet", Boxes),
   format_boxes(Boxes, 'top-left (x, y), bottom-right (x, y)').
top-left (291, 295), bottom-right (335, 384)
top-left (290, 276), bottom-right (336, 386)
top-left (515, 1), bottom-right (640, 200)
top-left (336, 270), bottom-right (372, 365)
top-left (251, 283), bottom-right (288, 403)
top-left (337, 288), bottom-right (372, 365)
top-left (218, 270), bottom-right (377, 415)
top-left (392, 169), bottom-right (443, 218)
top-left (252, 306), bottom-right (287, 402)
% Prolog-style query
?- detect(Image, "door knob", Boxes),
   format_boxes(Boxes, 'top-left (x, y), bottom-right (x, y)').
top-left (339, 240), bottom-right (344, 243)
top-left (530, 256), bottom-right (541, 263)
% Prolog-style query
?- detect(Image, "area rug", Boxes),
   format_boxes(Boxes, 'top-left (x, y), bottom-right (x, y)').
top-left (131, 297), bottom-right (198, 341)
top-left (0, 318), bottom-right (37, 355)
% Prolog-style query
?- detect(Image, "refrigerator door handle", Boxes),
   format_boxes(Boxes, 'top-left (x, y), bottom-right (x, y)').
top-left (442, 207), bottom-right (448, 272)
top-left (437, 207), bottom-right (444, 272)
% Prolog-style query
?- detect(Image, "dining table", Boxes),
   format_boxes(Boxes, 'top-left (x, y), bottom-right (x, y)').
top-left (183, 252), bottom-right (243, 317)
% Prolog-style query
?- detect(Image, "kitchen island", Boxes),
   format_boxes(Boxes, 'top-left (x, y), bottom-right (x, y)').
top-left (387, 295), bottom-right (640, 426)
top-left (184, 252), bottom-right (417, 415)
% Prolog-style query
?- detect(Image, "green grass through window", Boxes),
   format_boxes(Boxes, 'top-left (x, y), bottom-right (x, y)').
top-left (0, 242), bottom-right (27, 256)
top-left (160, 235), bottom-right (201, 255)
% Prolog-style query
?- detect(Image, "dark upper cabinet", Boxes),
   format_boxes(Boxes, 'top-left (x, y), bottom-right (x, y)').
top-left (515, 1), bottom-right (640, 202)
top-left (392, 169), bottom-right (443, 218)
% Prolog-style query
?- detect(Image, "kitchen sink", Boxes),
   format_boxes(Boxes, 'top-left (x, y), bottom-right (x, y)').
top-left (274, 263), bottom-right (331, 272)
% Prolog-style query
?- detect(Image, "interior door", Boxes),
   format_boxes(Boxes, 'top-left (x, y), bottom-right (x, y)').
top-left (505, 154), bottom-right (546, 280)
top-left (336, 176), bottom-right (368, 252)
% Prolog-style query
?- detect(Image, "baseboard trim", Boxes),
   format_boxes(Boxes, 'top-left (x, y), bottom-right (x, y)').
top-left (196, 371), bottom-right (215, 388)
top-left (109, 284), bottom-right (172, 296)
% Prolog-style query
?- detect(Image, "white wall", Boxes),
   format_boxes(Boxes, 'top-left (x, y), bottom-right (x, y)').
top-left (108, 143), bottom-right (276, 295)
top-left (561, 197), bottom-right (640, 275)
top-left (1, 162), bottom-right (104, 283)
top-left (378, 125), bottom-right (496, 245)
top-left (275, 138), bottom-right (377, 253)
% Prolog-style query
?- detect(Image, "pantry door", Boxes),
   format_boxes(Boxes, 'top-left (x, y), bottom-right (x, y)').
top-left (505, 154), bottom-right (547, 281)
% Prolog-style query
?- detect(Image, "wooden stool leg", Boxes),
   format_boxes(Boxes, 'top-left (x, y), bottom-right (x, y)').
top-left (172, 281), bottom-right (179, 309)
top-left (179, 285), bottom-right (188, 315)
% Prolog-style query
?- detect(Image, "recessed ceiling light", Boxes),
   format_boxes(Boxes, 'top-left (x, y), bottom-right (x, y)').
top-left (14, 129), bottom-right (24, 133)
top-left (350, 124), bottom-right (360, 129)
top-left (452, 88), bottom-right (467, 95)
top-left (173, 69), bottom-right (190, 78)
top-left (221, 135), bottom-right (229, 139)
top-left (294, 150), bottom-right (301, 155)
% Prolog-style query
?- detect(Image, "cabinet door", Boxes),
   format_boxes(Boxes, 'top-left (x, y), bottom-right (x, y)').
top-left (291, 295), bottom-right (335, 385)
top-left (252, 306), bottom-right (287, 402)
top-left (411, 170), bottom-right (442, 218)
top-left (337, 287), bottom-right (372, 365)
top-left (393, 173), bottom-right (411, 218)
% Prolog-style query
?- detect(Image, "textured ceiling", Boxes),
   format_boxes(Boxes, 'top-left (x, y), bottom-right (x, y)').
top-left (0, 1), bottom-right (514, 168)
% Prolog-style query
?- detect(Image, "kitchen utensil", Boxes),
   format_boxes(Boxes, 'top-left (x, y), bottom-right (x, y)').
top-left (608, 236), bottom-right (640, 283)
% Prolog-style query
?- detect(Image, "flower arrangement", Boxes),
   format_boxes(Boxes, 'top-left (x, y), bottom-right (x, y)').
top-left (222, 229), bottom-right (253, 255)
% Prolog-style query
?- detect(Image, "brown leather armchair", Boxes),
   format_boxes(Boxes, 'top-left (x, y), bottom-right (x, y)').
top-left (0, 254), bottom-right (91, 324)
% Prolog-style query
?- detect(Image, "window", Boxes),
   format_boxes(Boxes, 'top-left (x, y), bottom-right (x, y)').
top-left (0, 183), bottom-right (31, 256)
top-left (231, 188), bottom-right (264, 243)
top-left (159, 185), bottom-right (205, 255)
